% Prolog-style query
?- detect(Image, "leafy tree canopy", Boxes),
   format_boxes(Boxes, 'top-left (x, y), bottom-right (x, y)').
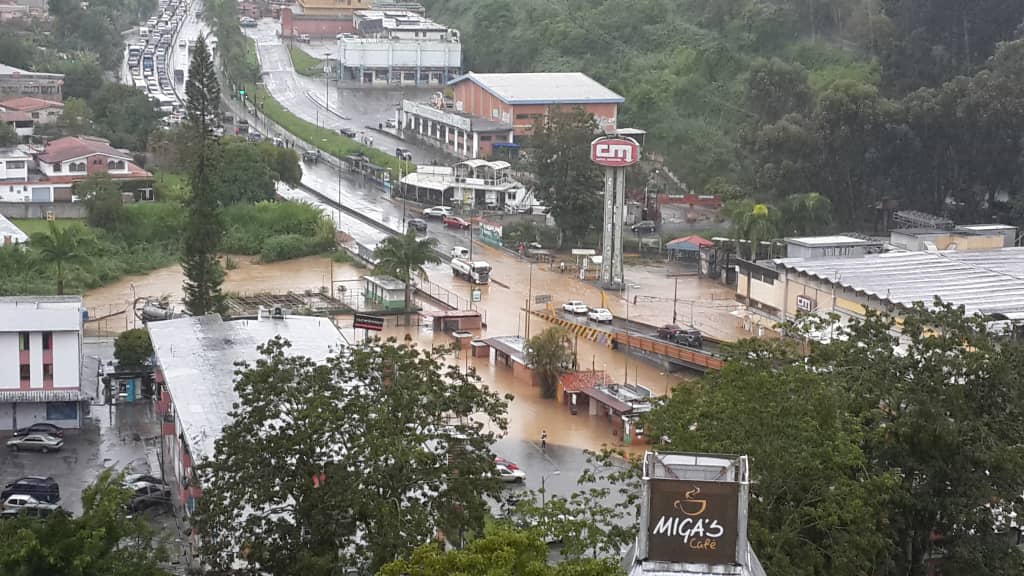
top-left (114, 328), bottom-right (153, 369)
top-left (194, 337), bottom-right (512, 574)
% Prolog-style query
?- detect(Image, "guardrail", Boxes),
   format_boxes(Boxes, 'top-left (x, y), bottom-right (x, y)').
top-left (413, 278), bottom-right (468, 311)
top-left (612, 333), bottom-right (725, 372)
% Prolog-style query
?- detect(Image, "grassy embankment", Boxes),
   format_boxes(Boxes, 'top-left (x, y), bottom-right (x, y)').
top-left (289, 46), bottom-right (323, 77)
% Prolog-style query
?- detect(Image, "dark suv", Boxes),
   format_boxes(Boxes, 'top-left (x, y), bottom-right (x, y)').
top-left (1, 476), bottom-right (60, 504)
top-left (656, 325), bottom-right (704, 348)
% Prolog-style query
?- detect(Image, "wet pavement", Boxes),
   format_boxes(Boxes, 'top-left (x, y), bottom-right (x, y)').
top-left (246, 18), bottom-right (449, 164)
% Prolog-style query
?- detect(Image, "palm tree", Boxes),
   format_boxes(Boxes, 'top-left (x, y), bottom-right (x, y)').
top-left (782, 192), bottom-right (833, 236)
top-left (31, 221), bottom-right (93, 295)
top-left (525, 326), bottom-right (574, 399)
top-left (734, 203), bottom-right (779, 260)
top-left (373, 231), bottom-right (442, 316)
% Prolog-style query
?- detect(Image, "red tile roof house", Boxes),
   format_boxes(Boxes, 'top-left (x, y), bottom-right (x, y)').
top-left (0, 96), bottom-right (64, 125)
top-left (0, 136), bottom-right (153, 203)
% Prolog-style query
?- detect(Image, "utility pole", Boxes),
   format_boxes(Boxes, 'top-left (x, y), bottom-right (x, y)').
top-left (672, 276), bottom-right (678, 325)
top-left (525, 262), bottom-right (533, 339)
top-left (324, 52), bottom-right (330, 113)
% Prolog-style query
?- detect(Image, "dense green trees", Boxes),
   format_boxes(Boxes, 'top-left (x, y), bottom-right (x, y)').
top-left (529, 107), bottom-right (603, 245)
top-left (114, 328), bottom-right (154, 368)
top-left (645, 304), bottom-right (1024, 575)
top-left (524, 326), bottom-right (574, 398)
top-left (194, 337), bottom-right (512, 574)
top-left (426, 0), bottom-right (1024, 231)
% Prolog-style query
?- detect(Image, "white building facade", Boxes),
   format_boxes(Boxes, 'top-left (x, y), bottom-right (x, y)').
top-left (335, 10), bottom-right (461, 84)
top-left (0, 296), bottom-right (86, 431)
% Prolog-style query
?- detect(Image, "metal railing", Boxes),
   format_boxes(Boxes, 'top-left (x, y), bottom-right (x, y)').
top-left (412, 277), bottom-right (468, 311)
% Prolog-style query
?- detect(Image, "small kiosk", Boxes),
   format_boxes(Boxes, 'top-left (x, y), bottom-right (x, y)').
top-left (362, 275), bottom-right (407, 311)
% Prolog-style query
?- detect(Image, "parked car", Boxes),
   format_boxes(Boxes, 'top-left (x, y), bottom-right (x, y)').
top-left (496, 463), bottom-right (526, 483)
top-left (385, 119), bottom-right (396, 128)
top-left (656, 324), bottom-right (704, 348)
top-left (247, 132), bottom-right (262, 143)
top-left (422, 206), bottom-right (452, 218)
top-left (444, 216), bottom-right (471, 229)
top-left (0, 505), bottom-right (60, 520)
top-left (395, 147), bottom-right (413, 161)
top-left (12, 423), bottom-right (64, 438)
top-left (7, 433), bottom-right (64, 453)
top-left (2, 494), bottom-right (59, 513)
top-left (297, 33), bottom-right (311, 43)
top-left (562, 300), bottom-right (589, 315)
top-left (339, 127), bottom-right (357, 138)
top-left (123, 474), bottom-right (166, 488)
top-left (406, 218), bottom-right (427, 232)
top-left (494, 456), bottom-right (520, 471)
top-left (631, 220), bottom-right (657, 234)
top-left (302, 149), bottom-right (321, 163)
top-left (128, 484), bottom-right (171, 512)
top-left (587, 308), bottom-right (614, 323)
top-left (1, 477), bottom-right (59, 504)
top-left (451, 246), bottom-right (470, 259)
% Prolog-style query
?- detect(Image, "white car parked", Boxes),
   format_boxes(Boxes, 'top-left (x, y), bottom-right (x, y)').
top-left (422, 206), bottom-right (453, 218)
top-left (2, 494), bottom-right (57, 512)
top-left (587, 308), bottom-right (614, 323)
top-left (496, 463), bottom-right (526, 483)
top-left (562, 300), bottom-right (588, 314)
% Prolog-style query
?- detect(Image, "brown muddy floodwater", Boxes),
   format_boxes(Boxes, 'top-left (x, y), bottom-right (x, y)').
top-left (85, 247), bottom-right (734, 453)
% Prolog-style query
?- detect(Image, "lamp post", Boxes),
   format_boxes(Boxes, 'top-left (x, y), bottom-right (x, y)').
top-left (129, 282), bottom-right (136, 329)
top-left (541, 469), bottom-right (560, 509)
top-left (323, 51), bottom-right (331, 114)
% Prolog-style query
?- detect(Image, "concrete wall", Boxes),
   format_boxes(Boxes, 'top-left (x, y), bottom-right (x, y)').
top-left (52, 331), bottom-right (79, 389)
top-left (0, 333), bottom-right (18, 390)
top-left (0, 401), bottom-right (80, 431)
top-left (0, 202), bottom-right (87, 218)
top-left (338, 38), bottom-right (461, 68)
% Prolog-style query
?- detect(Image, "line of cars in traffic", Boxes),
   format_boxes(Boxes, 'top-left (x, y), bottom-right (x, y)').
top-left (129, 0), bottom-right (193, 124)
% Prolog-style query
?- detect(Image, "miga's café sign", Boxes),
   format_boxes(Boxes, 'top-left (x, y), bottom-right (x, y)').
top-left (647, 479), bottom-right (739, 564)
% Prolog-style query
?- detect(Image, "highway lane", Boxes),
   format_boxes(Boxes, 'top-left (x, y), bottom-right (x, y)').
top-left (244, 19), bottom-right (449, 165)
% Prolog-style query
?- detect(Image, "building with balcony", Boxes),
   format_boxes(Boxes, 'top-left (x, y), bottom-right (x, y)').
top-left (0, 63), bottom-right (63, 101)
top-left (335, 10), bottom-right (461, 85)
top-left (0, 296), bottom-right (86, 431)
top-left (0, 136), bottom-right (153, 203)
top-left (398, 72), bottom-right (623, 158)
top-left (397, 159), bottom-right (528, 209)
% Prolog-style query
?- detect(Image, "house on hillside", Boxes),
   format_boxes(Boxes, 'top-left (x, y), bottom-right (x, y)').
top-left (0, 136), bottom-right (153, 203)
top-left (0, 63), bottom-right (63, 101)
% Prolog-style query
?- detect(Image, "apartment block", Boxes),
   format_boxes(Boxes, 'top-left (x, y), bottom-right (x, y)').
top-left (0, 296), bottom-right (86, 431)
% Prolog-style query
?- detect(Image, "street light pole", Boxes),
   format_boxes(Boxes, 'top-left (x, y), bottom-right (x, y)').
top-left (323, 52), bottom-right (330, 113)
top-left (541, 469), bottom-right (560, 509)
top-left (525, 262), bottom-right (533, 339)
top-left (672, 276), bottom-right (679, 325)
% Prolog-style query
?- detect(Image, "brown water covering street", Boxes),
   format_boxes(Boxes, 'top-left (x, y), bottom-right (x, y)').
top-left (84, 247), bottom-right (736, 453)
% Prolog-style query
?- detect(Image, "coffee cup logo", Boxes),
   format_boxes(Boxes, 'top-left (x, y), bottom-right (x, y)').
top-left (673, 486), bottom-right (707, 516)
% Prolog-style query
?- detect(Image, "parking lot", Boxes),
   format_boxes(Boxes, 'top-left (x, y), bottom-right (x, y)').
top-left (2, 337), bottom-right (190, 572)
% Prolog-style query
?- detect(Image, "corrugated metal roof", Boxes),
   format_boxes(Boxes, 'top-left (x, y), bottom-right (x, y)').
top-left (149, 315), bottom-right (345, 465)
top-left (449, 72), bottom-right (624, 105)
top-left (775, 247), bottom-right (1024, 315)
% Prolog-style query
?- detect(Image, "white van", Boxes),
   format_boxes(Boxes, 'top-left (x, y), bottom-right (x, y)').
top-left (451, 246), bottom-right (470, 259)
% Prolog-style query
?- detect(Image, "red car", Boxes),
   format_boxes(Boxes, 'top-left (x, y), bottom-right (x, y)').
top-left (444, 216), bottom-right (471, 229)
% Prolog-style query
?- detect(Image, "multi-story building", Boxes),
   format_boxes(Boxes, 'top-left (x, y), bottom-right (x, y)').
top-left (0, 63), bottom-right (63, 101)
top-left (335, 9), bottom-right (461, 85)
top-left (279, 0), bottom-right (371, 39)
top-left (0, 296), bottom-right (86, 431)
top-left (0, 136), bottom-right (153, 203)
top-left (399, 72), bottom-right (624, 158)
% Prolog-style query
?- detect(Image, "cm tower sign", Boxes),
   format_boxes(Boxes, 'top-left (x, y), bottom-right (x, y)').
top-left (591, 137), bottom-right (641, 167)
top-left (592, 135), bottom-right (641, 289)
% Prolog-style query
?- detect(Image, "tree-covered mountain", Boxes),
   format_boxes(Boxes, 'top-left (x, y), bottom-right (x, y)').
top-left (426, 0), bottom-right (1024, 230)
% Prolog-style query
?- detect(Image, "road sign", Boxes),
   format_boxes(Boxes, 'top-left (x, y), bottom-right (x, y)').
top-left (353, 313), bottom-right (384, 331)
top-left (590, 136), bottom-right (640, 167)
top-left (471, 288), bottom-right (481, 303)
top-left (534, 294), bottom-right (551, 304)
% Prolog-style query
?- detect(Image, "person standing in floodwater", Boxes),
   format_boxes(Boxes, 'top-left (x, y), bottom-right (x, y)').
top-left (541, 430), bottom-right (547, 449)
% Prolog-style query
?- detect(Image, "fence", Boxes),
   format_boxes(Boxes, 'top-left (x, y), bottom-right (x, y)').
top-left (413, 277), bottom-right (469, 311)
top-left (0, 202), bottom-right (88, 219)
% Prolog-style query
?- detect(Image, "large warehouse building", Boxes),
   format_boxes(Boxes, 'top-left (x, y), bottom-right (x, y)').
top-left (335, 9), bottom-right (461, 85)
